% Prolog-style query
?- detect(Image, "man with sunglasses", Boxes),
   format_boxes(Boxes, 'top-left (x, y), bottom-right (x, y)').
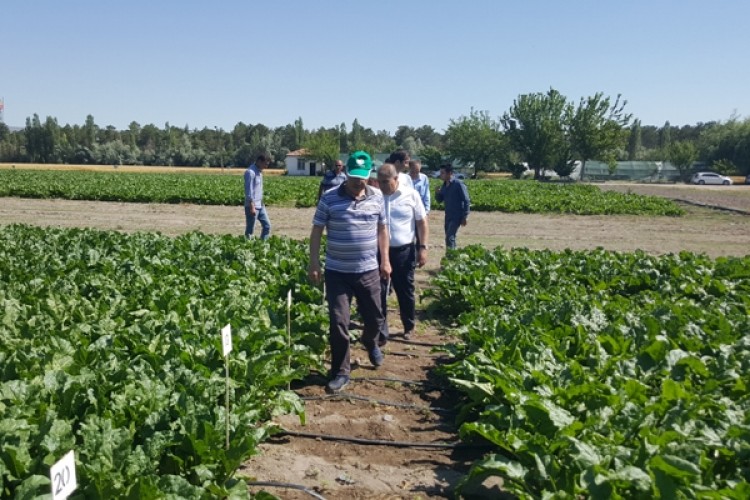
top-left (317, 159), bottom-right (347, 202)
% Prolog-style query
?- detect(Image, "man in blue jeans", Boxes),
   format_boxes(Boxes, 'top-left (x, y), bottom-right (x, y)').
top-left (244, 153), bottom-right (272, 240)
top-left (435, 163), bottom-right (470, 250)
top-left (308, 151), bottom-right (392, 393)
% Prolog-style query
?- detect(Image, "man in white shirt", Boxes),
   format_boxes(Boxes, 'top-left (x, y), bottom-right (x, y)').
top-left (376, 163), bottom-right (429, 341)
top-left (387, 149), bottom-right (414, 190)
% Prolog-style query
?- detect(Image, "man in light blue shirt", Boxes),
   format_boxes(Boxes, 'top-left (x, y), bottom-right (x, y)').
top-left (408, 159), bottom-right (431, 215)
top-left (244, 153), bottom-right (271, 240)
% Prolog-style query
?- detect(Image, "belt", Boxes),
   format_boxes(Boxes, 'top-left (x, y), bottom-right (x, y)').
top-left (390, 243), bottom-right (414, 251)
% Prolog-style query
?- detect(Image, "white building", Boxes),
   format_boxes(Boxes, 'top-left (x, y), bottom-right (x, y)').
top-left (284, 149), bottom-right (321, 176)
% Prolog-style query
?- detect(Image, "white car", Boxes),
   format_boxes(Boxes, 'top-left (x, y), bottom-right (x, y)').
top-left (690, 172), bottom-right (732, 185)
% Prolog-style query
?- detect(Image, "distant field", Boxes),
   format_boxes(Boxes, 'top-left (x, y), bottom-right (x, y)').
top-left (0, 163), bottom-right (286, 176)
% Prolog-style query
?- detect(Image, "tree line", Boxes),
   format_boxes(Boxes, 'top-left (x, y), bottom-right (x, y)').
top-left (0, 88), bottom-right (747, 181)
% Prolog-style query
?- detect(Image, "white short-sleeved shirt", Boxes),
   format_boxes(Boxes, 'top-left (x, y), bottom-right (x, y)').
top-left (384, 183), bottom-right (426, 247)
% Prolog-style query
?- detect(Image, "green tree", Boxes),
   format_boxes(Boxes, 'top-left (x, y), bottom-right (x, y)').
top-left (501, 89), bottom-right (570, 180)
top-left (418, 145), bottom-right (443, 171)
top-left (698, 116), bottom-right (750, 175)
top-left (659, 120), bottom-right (672, 154)
top-left (294, 117), bottom-right (305, 151)
top-left (394, 125), bottom-right (416, 147)
top-left (627, 120), bottom-right (642, 160)
top-left (444, 108), bottom-right (508, 175)
top-left (568, 92), bottom-right (631, 180)
top-left (24, 114), bottom-right (56, 163)
top-left (669, 140), bottom-right (698, 182)
top-left (303, 129), bottom-right (340, 170)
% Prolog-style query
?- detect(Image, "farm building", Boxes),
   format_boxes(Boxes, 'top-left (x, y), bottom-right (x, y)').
top-left (284, 149), bottom-right (321, 177)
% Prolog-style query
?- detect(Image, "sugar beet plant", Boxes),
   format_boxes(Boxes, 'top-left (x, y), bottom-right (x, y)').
top-left (0, 225), bottom-right (327, 498)
top-left (431, 246), bottom-right (749, 498)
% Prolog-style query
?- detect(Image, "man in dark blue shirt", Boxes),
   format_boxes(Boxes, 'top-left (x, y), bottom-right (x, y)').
top-left (317, 159), bottom-right (347, 202)
top-left (435, 163), bottom-right (470, 250)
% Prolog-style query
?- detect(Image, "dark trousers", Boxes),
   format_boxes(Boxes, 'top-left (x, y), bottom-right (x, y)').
top-left (380, 244), bottom-right (416, 340)
top-left (325, 269), bottom-right (384, 377)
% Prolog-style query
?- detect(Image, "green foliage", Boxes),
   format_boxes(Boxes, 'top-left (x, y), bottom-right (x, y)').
top-left (0, 169), bottom-right (321, 208)
top-left (418, 145), bottom-right (444, 171)
top-left (303, 129), bottom-right (339, 169)
top-left (501, 89), bottom-right (571, 179)
top-left (444, 108), bottom-right (509, 173)
top-left (0, 225), bottom-right (328, 498)
top-left (430, 246), bottom-right (750, 498)
top-left (433, 179), bottom-right (684, 215)
top-left (668, 141), bottom-right (699, 182)
top-left (569, 93), bottom-right (631, 180)
top-left (711, 158), bottom-right (738, 175)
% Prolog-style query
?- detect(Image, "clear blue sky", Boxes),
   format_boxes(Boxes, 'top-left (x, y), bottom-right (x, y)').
top-left (3, 0), bottom-right (748, 133)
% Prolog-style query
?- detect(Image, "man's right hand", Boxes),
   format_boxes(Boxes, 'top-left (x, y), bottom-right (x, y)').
top-left (308, 262), bottom-right (322, 285)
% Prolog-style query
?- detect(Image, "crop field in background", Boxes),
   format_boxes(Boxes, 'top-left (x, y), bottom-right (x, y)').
top-left (0, 167), bottom-right (684, 215)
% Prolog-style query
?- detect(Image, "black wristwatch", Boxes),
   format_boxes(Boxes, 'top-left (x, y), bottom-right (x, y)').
top-left (417, 244), bottom-right (428, 250)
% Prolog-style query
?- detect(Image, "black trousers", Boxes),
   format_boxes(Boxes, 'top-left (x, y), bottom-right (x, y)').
top-left (325, 269), bottom-right (384, 377)
top-left (380, 244), bottom-right (416, 340)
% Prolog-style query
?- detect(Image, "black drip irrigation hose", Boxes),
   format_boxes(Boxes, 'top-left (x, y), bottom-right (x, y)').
top-left (275, 429), bottom-right (491, 450)
top-left (299, 392), bottom-right (454, 413)
top-left (350, 333), bottom-right (453, 349)
top-left (390, 337), bottom-right (449, 348)
top-left (246, 480), bottom-right (327, 500)
top-left (384, 350), bottom-right (441, 358)
top-left (349, 375), bottom-right (436, 387)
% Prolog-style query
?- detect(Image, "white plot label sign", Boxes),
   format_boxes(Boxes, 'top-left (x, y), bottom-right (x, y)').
top-left (50, 450), bottom-right (77, 500)
top-left (221, 324), bottom-right (232, 356)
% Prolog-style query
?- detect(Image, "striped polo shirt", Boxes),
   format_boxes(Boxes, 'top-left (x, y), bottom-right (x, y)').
top-left (313, 184), bottom-right (386, 274)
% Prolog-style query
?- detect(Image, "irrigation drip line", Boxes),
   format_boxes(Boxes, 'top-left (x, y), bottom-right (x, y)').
top-left (276, 429), bottom-right (490, 450)
top-left (299, 392), bottom-right (453, 413)
top-left (385, 350), bottom-right (441, 358)
top-left (673, 198), bottom-right (750, 216)
top-left (350, 333), bottom-right (452, 349)
top-left (246, 480), bottom-right (326, 500)
top-left (390, 337), bottom-right (448, 348)
top-left (350, 375), bottom-right (439, 387)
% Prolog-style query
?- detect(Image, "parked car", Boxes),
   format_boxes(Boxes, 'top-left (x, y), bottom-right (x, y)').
top-left (690, 172), bottom-right (732, 185)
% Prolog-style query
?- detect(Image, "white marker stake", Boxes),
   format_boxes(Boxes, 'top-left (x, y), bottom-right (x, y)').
top-left (51, 450), bottom-right (77, 500)
top-left (287, 289), bottom-right (292, 390)
top-left (221, 324), bottom-right (232, 357)
top-left (221, 323), bottom-right (232, 449)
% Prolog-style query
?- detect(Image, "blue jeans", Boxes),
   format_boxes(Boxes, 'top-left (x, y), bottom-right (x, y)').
top-left (244, 205), bottom-right (271, 240)
top-left (445, 218), bottom-right (462, 249)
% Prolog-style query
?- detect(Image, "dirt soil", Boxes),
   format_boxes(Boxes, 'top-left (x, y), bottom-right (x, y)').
top-left (1, 184), bottom-right (749, 498)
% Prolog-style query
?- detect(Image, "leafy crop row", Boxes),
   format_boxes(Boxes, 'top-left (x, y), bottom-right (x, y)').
top-left (430, 246), bottom-right (749, 498)
top-left (0, 225), bottom-right (327, 498)
top-left (0, 169), bottom-right (684, 215)
top-left (0, 169), bottom-right (318, 208)
top-left (448, 180), bottom-right (685, 215)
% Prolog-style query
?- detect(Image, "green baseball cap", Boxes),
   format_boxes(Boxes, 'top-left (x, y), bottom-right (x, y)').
top-left (346, 151), bottom-right (372, 179)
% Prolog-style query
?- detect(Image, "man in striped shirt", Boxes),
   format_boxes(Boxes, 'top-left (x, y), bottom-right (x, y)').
top-left (308, 151), bottom-right (392, 393)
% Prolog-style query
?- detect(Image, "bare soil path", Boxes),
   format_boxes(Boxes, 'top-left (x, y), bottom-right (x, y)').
top-left (1, 185), bottom-right (749, 498)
